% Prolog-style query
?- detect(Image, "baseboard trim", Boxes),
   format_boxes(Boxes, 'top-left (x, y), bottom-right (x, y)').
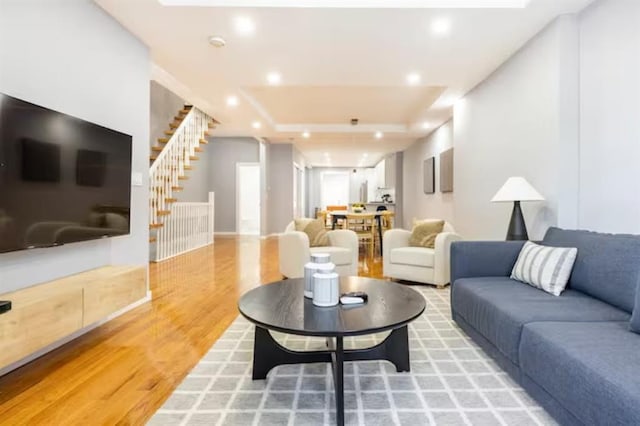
top-left (0, 291), bottom-right (152, 377)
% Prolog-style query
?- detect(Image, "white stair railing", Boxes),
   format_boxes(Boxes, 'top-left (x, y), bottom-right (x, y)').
top-left (153, 193), bottom-right (215, 262)
top-left (149, 107), bottom-right (211, 227)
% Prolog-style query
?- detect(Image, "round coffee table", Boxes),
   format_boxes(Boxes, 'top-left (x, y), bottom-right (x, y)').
top-left (238, 276), bottom-right (425, 426)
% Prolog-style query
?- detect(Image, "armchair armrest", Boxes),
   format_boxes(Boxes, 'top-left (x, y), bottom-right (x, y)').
top-left (450, 241), bottom-right (526, 285)
top-left (433, 232), bottom-right (463, 286)
top-left (327, 230), bottom-right (358, 269)
top-left (383, 229), bottom-right (411, 257)
top-left (383, 229), bottom-right (411, 275)
top-left (279, 231), bottom-right (311, 279)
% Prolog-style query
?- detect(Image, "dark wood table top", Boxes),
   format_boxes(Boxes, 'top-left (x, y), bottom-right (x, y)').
top-left (238, 277), bottom-right (426, 337)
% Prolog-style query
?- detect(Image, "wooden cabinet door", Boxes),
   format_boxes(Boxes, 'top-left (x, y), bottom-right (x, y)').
top-left (0, 284), bottom-right (83, 369)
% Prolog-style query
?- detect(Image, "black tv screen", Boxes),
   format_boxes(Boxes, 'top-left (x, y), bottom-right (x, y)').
top-left (0, 93), bottom-right (132, 253)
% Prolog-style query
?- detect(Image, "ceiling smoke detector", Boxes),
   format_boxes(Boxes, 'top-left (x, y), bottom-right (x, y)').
top-left (350, 118), bottom-right (359, 126)
top-left (208, 35), bottom-right (226, 48)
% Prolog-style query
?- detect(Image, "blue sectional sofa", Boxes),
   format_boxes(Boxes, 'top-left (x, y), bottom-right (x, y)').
top-left (450, 227), bottom-right (640, 426)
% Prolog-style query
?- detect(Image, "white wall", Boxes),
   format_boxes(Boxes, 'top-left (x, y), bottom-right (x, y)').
top-left (578, 0), bottom-right (640, 233)
top-left (403, 16), bottom-right (579, 241)
top-left (403, 121), bottom-right (455, 227)
top-left (0, 0), bottom-right (150, 293)
top-left (453, 15), bottom-right (580, 240)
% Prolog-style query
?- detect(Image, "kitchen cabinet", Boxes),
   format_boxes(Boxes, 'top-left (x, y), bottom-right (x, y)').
top-left (385, 154), bottom-right (396, 189)
top-left (374, 159), bottom-right (386, 188)
top-left (374, 154), bottom-right (396, 189)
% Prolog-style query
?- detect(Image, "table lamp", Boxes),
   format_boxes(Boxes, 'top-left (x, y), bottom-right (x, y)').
top-left (491, 177), bottom-right (544, 240)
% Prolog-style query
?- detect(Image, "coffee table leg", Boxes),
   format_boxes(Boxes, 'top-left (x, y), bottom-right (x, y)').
top-left (343, 326), bottom-right (410, 372)
top-left (384, 326), bottom-right (410, 372)
top-left (335, 337), bottom-right (344, 426)
top-left (252, 327), bottom-right (332, 380)
top-left (327, 336), bottom-right (345, 426)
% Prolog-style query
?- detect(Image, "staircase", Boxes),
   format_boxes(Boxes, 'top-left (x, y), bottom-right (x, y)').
top-left (149, 104), bottom-right (217, 260)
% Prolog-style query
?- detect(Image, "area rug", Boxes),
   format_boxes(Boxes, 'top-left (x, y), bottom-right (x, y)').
top-left (148, 286), bottom-right (557, 426)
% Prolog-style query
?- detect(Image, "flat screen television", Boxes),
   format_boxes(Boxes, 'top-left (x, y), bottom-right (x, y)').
top-left (0, 92), bottom-right (132, 253)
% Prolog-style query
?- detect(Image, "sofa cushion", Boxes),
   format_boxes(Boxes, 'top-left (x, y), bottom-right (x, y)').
top-left (543, 227), bottom-right (640, 313)
top-left (451, 277), bottom-right (630, 364)
top-left (310, 246), bottom-right (351, 266)
top-left (520, 321), bottom-right (640, 426)
top-left (389, 247), bottom-right (435, 268)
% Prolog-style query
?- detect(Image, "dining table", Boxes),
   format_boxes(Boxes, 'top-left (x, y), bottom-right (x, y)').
top-left (328, 210), bottom-right (386, 256)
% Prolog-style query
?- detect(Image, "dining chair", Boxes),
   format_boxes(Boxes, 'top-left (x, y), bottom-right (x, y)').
top-left (346, 213), bottom-right (376, 257)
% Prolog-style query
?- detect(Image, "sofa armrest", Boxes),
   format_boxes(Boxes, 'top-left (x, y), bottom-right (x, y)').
top-left (279, 231), bottom-right (311, 278)
top-left (433, 232), bottom-right (463, 286)
top-left (450, 241), bottom-right (526, 285)
top-left (327, 230), bottom-right (358, 268)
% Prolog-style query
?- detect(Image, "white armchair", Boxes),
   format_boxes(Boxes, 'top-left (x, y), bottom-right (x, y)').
top-left (279, 221), bottom-right (358, 279)
top-left (383, 219), bottom-right (462, 288)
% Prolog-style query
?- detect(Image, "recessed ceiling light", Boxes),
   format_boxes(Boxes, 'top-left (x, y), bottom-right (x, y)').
top-left (266, 72), bottom-right (282, 85)
top-left (363, 153), bottom-right (369, 157)
top-left (226, 95), bottom-right (239, 107)
top-left (233, 16), bottom-right (255, 36)
top-left (431, 17), bottom-right (451, 36)
top-left (302, 131), bottom-right (310, 138)
top-left (374, 131), bottom-right (383, 139)
top-left (421, 121), bottom-right (431, 129)
top-left (208, 35), bottom-right (226, 48)
top-left (252, 121), bottom-right (261, 129)
top-left (406, 73), bottom-right (421, 85)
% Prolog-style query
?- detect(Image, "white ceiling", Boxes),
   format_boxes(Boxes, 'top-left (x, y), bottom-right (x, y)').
top-left (96, 0), bottom-right (592, 167)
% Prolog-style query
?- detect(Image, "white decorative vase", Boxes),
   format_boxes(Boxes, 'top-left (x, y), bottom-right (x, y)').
top-left (303, 253), bottom-right (333, 298)
top-left (312, 271), bottom-right (340, 307)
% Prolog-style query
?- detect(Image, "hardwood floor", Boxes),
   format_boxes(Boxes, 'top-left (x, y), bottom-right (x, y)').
top-left (0, 236), bottom-right (383, 425)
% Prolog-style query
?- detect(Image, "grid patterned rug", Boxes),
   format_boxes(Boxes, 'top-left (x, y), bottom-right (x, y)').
top-left (148, 286), bottom-right (558, 426)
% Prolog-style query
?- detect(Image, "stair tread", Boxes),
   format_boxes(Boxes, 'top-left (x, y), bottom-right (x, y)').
top-left (149, 223), bottom-right (163, 229)
top-left (199, 138), bottom-right (209, 144)
top-left (152, 146), bottom-right (163, 152)
top-left (158, 138), bottom-right (169, 143)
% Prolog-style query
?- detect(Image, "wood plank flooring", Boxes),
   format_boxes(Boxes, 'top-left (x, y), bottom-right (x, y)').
top-left (0, 236), bottom-right (383, 425)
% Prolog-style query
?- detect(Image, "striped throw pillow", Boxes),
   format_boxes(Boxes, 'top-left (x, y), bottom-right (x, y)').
top-left (511, 241), bottom-right (578, 296)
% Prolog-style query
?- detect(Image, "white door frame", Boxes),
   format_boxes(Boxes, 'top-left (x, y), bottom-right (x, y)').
top-left (236, 162), bottom-right (261, 235)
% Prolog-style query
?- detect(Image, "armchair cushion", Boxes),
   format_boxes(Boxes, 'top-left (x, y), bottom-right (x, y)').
top-left (390, 247), bottom-right (435, 268)
top-left (295, 218), bottom-right (329, 247)
top-left (409, 220), bottom-right (444, 248)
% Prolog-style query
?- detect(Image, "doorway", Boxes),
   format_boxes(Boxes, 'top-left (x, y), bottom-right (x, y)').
top-left (236, 163), bottom-right (261, 235)
top-left (320, 171), bottom-right (350, 209)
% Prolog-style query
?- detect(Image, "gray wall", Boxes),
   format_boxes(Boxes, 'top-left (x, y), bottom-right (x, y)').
top-left (209, 137), bottom-right (259, 232)
top-left (266, 144), bottom-right (294, 234)
top-left (150, 80), bottom-right (184, 150)
top-left (403, 121), bottom-right (455, 226)
top-left (0, 0), bottom-right (150, 293)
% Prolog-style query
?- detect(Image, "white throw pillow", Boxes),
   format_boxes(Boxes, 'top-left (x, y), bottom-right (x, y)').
top-left (511, 241), bottom-right (578, 296)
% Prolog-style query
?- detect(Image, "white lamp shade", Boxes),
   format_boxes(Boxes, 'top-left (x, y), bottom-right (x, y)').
top-left (491, 177), bottom-right (544, 202)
